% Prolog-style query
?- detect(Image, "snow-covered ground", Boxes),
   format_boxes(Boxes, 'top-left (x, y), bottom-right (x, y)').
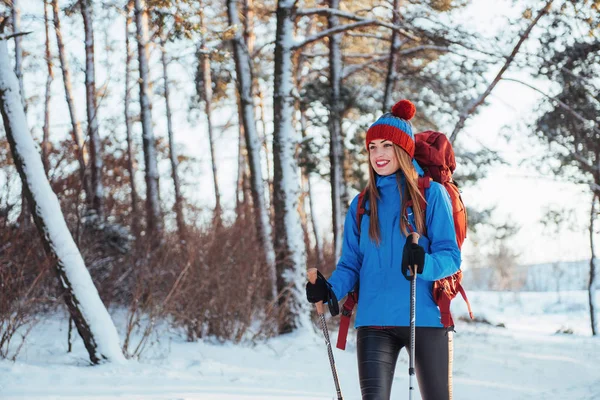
top-left (1, 291), bottom-right (599, 400)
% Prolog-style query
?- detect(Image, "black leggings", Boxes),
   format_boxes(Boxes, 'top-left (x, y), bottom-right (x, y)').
top-left (357, 326), bottom-right (453, 400)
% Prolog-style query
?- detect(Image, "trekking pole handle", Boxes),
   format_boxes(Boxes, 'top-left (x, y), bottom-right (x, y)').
top-left (307, 268), bottom-right (325, 315)
top-left (409, 232), bottom-right (420, 244)
top-left (409, 232), bottom-right (420, 277)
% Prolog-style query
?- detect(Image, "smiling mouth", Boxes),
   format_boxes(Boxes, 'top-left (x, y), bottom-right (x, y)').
top-left (375, 160), bottom-right (390, 168)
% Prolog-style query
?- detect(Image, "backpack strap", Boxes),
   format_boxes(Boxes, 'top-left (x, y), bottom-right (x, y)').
top-left (458, 283), bottom-right (474, 320)
top-left (404, 177), bottom-right (431, 233)
top-left (336, 289), bottom-right (358, 350)
top-left (438, 282), bottom-right (474, 328)
top-left (356, 189), bottom-right (369, 235)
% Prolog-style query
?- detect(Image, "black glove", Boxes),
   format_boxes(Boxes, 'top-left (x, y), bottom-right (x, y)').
top-left (306, 270), bottom-right (331, 304)
top-left (402, 235), bottom-right (425, 280)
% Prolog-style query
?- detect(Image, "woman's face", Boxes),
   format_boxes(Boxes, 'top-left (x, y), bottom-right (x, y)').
top-left (368, 139), bottom-right (400, 176)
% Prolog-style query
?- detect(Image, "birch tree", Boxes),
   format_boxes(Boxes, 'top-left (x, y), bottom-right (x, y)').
top-left (11, 0), bottom-right (30, 225)
top-left (134, 0), bottom-right (163, 234)
top-left (272, 0), bottom-right (309, 333)
top-left (0, 34), bottom-right (124, 365)
top-left (42, 0), bottom-right (53, 176)
top-left (327, 0), bottom-right (346, 261)
top-left (52, 0), bottom-right (90, 201)
top-left (159, 28), bottom-right (186, 241)
top-left (124, 0), bottom-right (139, 232)
top-left (382, 0), bottom-right (402, 112)
top-left (11, 0), bottom-right (25, 111)
top-left (198, 12), bottom-right (222, 227)
top-left (227, 0), bottom-right (277, 302)
top-left (80, 0), bottom-right (105, 220)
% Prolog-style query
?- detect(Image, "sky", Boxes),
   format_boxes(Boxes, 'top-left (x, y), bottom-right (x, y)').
top-left (5, 0), bottom-right (597, 269)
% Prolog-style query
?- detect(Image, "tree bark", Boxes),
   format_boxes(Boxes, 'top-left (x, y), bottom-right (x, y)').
top-left (257, 87), bottom-right (272, 205)
top-left (124, 0), bottom-right (139, 233)
top-left (235, 113), bottom-right (246, 218)
top-left (382, 0), bottom-right (402, 112)
top-left (12, 0), bottom-right (31, 225)
top-left (134, 0), bottom-right (163, 234)
top-left (589, 192), bottom-right (598, 336)
top-left (0, 38), bottom-right (124, 364)
top-left (328, 0), bottom-right (345, 261)
top-left (273, 0), bottom-right (308, 333)
top-left (81, 0), bottom-right (105, 220)
top-left (198, 31), bottom-right (222, 227)
top-left (300, 105), bottom-right (323, 267)
top-left (228, 0), bottom-right (278, 303)
top-left (160, 32), bottom-right (186, 242)
top-left (42, 0), bottom-right (53, 177)
top-left (52, 0), bottom-right (91, 201)
top-left (11, 0), bottom-right (25, 112)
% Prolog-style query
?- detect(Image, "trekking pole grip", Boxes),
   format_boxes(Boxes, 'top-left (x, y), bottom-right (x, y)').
top-left (307, 268), bottom-right (325, 315)
top-left (409, 232), bottom-right (420, 277)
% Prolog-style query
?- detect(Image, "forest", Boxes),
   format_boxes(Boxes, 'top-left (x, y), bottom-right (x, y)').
top-left (0, 0), bottom-right (598, 370)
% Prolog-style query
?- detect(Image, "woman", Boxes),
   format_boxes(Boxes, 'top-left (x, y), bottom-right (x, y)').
top-left (306, 100), bottom-right (460, 400)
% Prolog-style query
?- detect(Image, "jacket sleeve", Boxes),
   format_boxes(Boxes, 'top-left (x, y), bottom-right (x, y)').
top-left (327, 195), bottom-right (363, 301)
top-left (420, 182), bottom-right (462, 281)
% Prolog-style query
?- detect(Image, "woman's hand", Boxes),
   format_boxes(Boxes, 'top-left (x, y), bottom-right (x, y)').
top-left (402, 234), bottom-right (425, 278)
top-left (306, 270), bottom-right (332, 304)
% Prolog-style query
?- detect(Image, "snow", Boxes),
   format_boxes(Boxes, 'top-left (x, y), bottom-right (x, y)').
top-left (1, 290), bottom-right (599, 399)
top-left (0, 40), bottom-right (124, 363)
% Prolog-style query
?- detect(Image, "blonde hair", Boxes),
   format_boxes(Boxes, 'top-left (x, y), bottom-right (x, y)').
top-left (366, 145), bottom-right (426, 245)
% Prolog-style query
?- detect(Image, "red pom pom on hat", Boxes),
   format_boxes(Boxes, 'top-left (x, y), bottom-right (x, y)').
top-left (391, 99), bottom-right (416, 120)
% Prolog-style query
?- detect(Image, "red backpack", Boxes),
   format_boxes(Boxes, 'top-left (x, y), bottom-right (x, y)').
top-left (336, 131), bottom-right (474, 350)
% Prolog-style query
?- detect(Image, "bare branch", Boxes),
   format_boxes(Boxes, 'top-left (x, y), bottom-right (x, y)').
top-left (449, 0), bottom-right (554, 143)
top-left (502, 77), bottom-right (600, 137)
top-left (397, 45), bottom-right (449, 56)
top-left (342, 55), bottom-right (388, 80)
top-left (291, 8), bottom-right (419, 50)
top-left (0, 31), bottom-right (32, 41)
top-left (292, 20), bottom-right (375, 50)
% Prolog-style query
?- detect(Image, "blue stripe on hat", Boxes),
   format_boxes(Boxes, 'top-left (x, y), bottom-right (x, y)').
top-left (369, 113), bottom-right (414, 140)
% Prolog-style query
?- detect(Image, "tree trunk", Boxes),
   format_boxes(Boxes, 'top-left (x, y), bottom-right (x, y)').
top-left (589, 192), bottom-right (598, 336)
top-left (124, 0), bottom-right (139, 233)
top-left (12, 0), bottom-right (31, 225)
top-left (0, 39), bottom-right (124, 364)
top-left (328, 0), bottom-right (345, 261)
top-left (134, 0), bottom-right (163, 235)
top-left (228, 0), bottom-right (278, 303)
top-left (235, 115), bottom-right (246, 218)
top-left (273, 0), bottom-right (308, 334)
top-left (198, 34), bottom-right (222, 227)
top-left (242, 0), bottom-right (255, 54)
top-left (382, 0), bottom-right (402, 112)
top-left (11, 0), bottom-right (25, 112)
top-left (42, 0), bottom-right (53, 177)
top-left (52, 0), bottom-right (91, 201)
top-left (160, 32), bottom-right (186, 242)
top-left (300, 106), bottom-right (323, 267)
top-left (257, 87), bottom-right (272, 206)
top-left (81, 0), bottom-right (105, 220)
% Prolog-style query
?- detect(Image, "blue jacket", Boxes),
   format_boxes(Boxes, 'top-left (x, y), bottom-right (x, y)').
top-left (328, 173), bottom-right (461, 328)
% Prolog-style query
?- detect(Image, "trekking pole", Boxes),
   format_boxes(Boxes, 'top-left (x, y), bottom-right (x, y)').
top-left (407, 232), bottom-right (420, 400)
top-left (307, 268), bottom-right (343, 400)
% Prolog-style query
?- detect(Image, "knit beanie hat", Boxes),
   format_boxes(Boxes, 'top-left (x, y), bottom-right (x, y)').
top-left (365, 99), bottom-right (417, 158)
